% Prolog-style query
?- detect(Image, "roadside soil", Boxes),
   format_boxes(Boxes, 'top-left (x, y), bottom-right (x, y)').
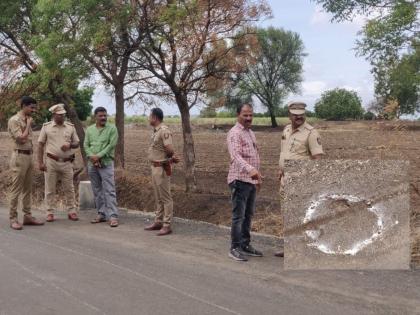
top-left (0, 120), bottom-right (418, 266)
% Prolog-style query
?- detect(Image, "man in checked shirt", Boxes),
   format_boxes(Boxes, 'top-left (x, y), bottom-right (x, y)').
top-left (227, 103), bottom-right (263, 261)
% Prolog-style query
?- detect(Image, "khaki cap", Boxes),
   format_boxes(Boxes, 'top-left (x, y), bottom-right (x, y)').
top-left (49, 103), bottom-right (66, 115)
top-left (288, 101), bottom-right (306, 115)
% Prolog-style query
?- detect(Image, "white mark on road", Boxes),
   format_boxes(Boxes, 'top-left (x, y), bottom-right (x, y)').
top-left (304, 194), bottom-right (387, 256)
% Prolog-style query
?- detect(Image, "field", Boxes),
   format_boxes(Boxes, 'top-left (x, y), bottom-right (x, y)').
top-left (112, 115), bottom-right (320, 126)
top-left (0, 119), bottom-right (419, 266)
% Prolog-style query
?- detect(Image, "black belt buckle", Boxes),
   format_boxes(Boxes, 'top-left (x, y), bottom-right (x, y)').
top-left (16, 149), bottom-right (32, 155)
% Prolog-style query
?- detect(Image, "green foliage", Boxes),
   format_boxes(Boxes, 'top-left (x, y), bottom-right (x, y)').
top-left (199, 106), bottom-right (217, 118)
top-left (227, 27), bottom-right (305, 126)
top-left (314, 0), bottom-right (418, 60)
top-left (363, 111), bottom-right (376, 120)
top-left (314, 0), bottom-right (419, 115)
top-left (73, 88), bottom-right (94, 121)
top-left (215, 111), bottom-right (236, 118)
top-left (315, 88), bottom-right (364, 120)
top-left (276, 106), bottom-right (290, 117)
top-left (372, 44), bottom-right (419, 115)
top-left (305, 110), bottom-right (316, 118)
top-left (387, 46), bottom-right (420, 114)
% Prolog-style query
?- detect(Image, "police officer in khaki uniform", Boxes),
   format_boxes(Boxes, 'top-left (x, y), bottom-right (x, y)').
top-left (37, 104), bottom-right (80, 222)
top-left (144, 108), bottom-right (179, 236)
top-left (276, 101), bottom-right (324, 257)
top-left (8, 96), bottom-right (45, 230)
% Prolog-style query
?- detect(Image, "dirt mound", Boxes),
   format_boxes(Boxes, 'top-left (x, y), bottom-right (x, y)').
top-left (114, 170), bottom-right (281, 233)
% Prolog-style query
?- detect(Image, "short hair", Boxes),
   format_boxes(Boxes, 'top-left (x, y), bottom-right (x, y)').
top-left (236, 103), bottom-right (253, 114)
top-left (151, 108), bottom-right (164, 121)
top-left (94, 107), bottom-right (107, 115)
top-left (20, 96), bottom-right (37, 107)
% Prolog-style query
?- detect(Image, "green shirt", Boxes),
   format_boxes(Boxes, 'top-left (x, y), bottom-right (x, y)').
top-left (84, 123), bottom-right (118, 166)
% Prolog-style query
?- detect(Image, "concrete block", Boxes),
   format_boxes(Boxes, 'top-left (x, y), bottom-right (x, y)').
top-left (283, 160), bottom-right (410, 270)
top-left (79, 180), bottom-right (95, 210)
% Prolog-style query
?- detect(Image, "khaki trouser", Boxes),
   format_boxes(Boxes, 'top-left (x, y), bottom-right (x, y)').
top-left (151, 166), bottom-right (173, 227)
top-left (44, 157), bottom-right (77, 215)
top-left (9, 152), bottom-right (33, 220)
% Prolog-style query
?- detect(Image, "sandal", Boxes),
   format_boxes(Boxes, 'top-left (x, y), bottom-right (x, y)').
top-left (91, 215), bottom-right (107, 224)
top-left (109, 218), bottom-right (119, 227)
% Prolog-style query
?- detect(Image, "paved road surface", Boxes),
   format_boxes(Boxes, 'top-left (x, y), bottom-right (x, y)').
top-left (0, 207), bottom-right (419, 315)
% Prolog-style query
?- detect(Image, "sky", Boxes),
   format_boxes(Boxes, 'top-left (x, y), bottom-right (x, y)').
top-left (91, 0), bottom-right (375, 116)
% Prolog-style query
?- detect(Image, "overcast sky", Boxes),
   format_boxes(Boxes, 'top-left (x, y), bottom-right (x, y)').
top-left (91, 0), bottom-right (374, 116)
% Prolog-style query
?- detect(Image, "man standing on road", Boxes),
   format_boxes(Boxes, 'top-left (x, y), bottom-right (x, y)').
top-left (84, 107), bottom-right (119, 227)
top-left (7, 96), bottom-right (45, 230)
top-left (276, 101), bottom-right (324, 257)
top-left (226, 103), bottom-right (263, 262)
top-left (144, 108), bottom-right (179, 236)
top-left (37, 104), bottom-right (80, 222)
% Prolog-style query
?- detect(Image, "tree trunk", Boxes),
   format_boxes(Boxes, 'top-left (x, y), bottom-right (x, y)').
top-left (176, 93), bottom-right (197, 192)
top-left (114, 83), bottom-right (125, 168)
top-left (268, 104), bottom-right (278, 128)
top-left (61, 93), bottom-right (87, 166)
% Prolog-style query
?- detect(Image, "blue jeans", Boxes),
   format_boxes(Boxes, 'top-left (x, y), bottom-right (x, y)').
top-left (88, 162), bottom-right (118, 219)
top-left (229, 180), bottom-right (256, 249)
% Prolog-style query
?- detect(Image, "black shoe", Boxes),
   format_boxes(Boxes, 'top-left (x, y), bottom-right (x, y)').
top-left (241, 244), bottom-right (263, 257)
top-left (229, 248), bottom-right (248, 261)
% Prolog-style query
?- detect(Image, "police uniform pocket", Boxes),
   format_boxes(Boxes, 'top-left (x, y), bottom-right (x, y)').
top-left (64, 131), bottom-right (71, 142)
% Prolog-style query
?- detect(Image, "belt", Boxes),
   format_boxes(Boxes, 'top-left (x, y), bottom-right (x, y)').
top-left (15, 149), bottom-right (32, 155)
top-left (47, 153), bottom-right (75, 162)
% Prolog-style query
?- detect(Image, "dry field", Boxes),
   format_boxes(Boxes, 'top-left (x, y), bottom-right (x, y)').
top-left (0, 120), bottom-right (419, 266)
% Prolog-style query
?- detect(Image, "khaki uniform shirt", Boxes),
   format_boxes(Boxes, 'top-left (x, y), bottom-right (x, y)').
top-left (8, 112), bottom-right (33, 150)
top-left (279, 122), bottom-right (324, 171)
top-left (38, 121), bottom-right (79, 158)
top-left (148, 124), bottom-right (173, 162)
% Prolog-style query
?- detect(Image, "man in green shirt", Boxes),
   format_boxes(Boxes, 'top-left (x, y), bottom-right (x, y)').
top-left (84, 107), bottom-right (119, 227)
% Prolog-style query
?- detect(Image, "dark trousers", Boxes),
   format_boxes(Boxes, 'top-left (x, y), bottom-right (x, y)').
top-left (229, 180), bottom-right (256, 249)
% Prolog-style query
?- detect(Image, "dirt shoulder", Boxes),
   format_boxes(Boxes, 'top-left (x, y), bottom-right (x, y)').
top-left (0, 120), bottom-right (419, 266)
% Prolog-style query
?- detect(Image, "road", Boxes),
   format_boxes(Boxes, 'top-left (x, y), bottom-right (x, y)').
top-left (0, 207), bottom-right (419, 315)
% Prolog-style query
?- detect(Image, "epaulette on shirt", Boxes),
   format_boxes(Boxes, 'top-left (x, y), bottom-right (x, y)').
top-left (64, 121), bottom-right (74, 126)
top-left (304, 123), bottom-right (314, 131)
top-left (43, 121), bottom-right (52, 126)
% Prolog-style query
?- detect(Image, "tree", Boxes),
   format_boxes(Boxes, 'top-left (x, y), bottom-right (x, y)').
top-left (0, 0), bottom-right (88, 162)
top-left (387, 46), bottom-right (419, 114)
top-left (314, 0), bottom-right (419, 114)
top-left (0, 84), bottom-right (93, 126)
top-left (226, 27), bottom-right (305, 127)
top-left (313, 0), bottom-right (418, 58)
top-left (363, 111), bottom-right (376, 120)
top-left (131, 0), bottom-right (270, 192)
top-left (36, 0), bottom-right (145, 168)
top-left (366, 42), bottom-right (419, 116)
top-left (315, 88), bottom-right (364, 120)
top-left (383, 98), bottom-right (400, 119)
top-left (73, 88), bottom-right (94, 121)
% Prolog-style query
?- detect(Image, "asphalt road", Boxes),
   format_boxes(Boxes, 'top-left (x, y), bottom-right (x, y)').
top-left (0, 207), bottom-right (419, 315)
